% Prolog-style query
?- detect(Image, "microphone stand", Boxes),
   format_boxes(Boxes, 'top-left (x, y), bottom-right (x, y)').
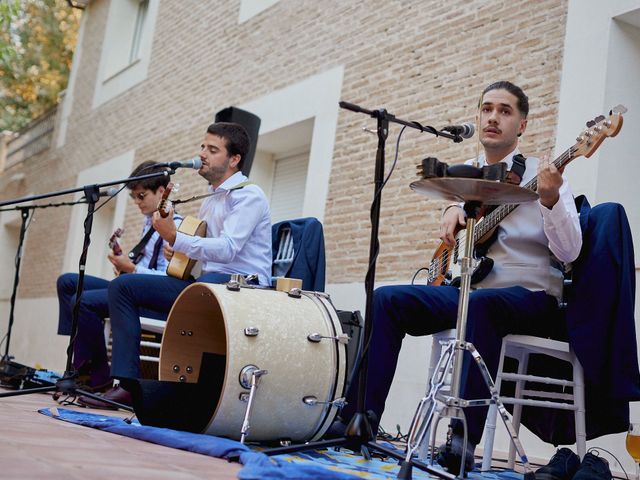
top-left (0, 170), bottom-right (173, 410)
top-left (0, 198), bottom-right (95, 373)
top-left (254, 102), bottom-right (463, 479)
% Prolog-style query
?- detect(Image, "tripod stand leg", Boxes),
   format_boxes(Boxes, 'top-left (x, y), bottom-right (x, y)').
top-left (0, 385), bottom-right (56, 397)
top-left (405, 340), bottom-right (455, 461)
top-left (466, 342), bottom-right (534, 476)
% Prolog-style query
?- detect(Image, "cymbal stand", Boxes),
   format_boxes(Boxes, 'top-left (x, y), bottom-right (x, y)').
top-left (397, 201), bottom-right (535, 480)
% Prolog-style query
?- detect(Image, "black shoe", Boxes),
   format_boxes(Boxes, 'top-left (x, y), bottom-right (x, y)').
top-left (436, 435), bottom-right (475, 476)
top-left (573, 451), bottom-right (612, 480)
top-left (536, 448), bottom-right (581, 480)
top-left (323, 418), bottom-right (348, 439)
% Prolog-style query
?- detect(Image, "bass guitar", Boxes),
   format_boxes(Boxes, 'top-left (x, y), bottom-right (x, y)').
top-left (425, 105), bottom-right (626, 287)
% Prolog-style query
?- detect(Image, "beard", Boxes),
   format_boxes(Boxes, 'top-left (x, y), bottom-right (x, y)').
top-left (198, 157), bottom-right (230, 185)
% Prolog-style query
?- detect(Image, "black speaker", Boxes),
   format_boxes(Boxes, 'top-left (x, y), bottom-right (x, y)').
top-left (214, 107), bottom-right (261, 177)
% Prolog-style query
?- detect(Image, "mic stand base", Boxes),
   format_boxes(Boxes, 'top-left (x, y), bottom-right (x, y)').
top-left (0, 371), bottom-right (134, 411)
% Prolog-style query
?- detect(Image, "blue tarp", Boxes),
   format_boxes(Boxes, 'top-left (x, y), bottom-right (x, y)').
top-left (39, 408), bottom-right (524, 479)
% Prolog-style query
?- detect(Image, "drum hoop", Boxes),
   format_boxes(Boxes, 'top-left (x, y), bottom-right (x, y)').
top-left (301, 291), bottom-right (348, 441)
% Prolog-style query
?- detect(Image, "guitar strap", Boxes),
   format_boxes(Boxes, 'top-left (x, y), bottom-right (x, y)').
top-left (171, 181), bottom-right (253, 206)
top-left (506, 153), bottom-right (527, 186)
top-left (128, 227), bottom-right (156, 265)
top-left (476, 154), bottom-right (527, 256)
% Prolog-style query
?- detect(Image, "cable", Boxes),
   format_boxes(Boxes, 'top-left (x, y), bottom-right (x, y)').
top-left (358, 125), bottom-right (409, 368)
top-left (411, 267), bottom-right (429, 285)
top-left (587, 446), bottom-right (630, 480)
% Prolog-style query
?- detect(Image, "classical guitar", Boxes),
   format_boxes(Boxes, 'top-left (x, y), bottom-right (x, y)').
top-left (157, 183), bottom-right (207, 280)
top-left (425, 105), bottom-right (626, 287)
top-left (108, 228), bottom-right (124, 256)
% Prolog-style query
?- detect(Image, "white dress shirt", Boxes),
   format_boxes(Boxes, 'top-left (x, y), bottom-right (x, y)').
top-left (133, 214), bottom-right (182, 275)
top-left (172, 171), bottom-right (272, 286)
top-left (469, 149), bottom-right (582, 299)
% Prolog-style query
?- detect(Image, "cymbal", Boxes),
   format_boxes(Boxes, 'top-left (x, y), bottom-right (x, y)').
top-left (410, 177), bottom-right (538, 204)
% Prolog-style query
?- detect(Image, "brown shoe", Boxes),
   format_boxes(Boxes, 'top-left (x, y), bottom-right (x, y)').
top-left (78, 385), bottom-right (133, 410)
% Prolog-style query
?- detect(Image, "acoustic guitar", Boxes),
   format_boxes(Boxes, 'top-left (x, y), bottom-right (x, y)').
top-left (157, 183), bottom-right (207, 280)
top-left (424, 105), bottom-right (626, 287)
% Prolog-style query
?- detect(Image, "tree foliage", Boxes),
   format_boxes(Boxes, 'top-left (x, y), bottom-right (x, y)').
top-left (0, 0), bottom-right (80, 132)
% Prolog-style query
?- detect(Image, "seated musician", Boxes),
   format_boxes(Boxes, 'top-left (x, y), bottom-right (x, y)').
top-left (336, 81), bottom-right (607, 475)
top-left (56, 161), bottom-right (181, 392)
top-left (80, 122), bottom-right (272, 409)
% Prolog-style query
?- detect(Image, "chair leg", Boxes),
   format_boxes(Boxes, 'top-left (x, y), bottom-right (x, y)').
top-left (508, 349), bottom-right (529, 470)
top-left (481, 338), bottom-right (509, 471)
top-left (572, 351), bottom-right (587, 460)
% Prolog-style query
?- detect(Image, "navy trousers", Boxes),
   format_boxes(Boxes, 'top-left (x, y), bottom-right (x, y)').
top-left (342, 284), bottom-right (563, 445)
top-left (107, 272), bottom-right (232, 379)
top-left (56, 273), bottom-right (112, 387)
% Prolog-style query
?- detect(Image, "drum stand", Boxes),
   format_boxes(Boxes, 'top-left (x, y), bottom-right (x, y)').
top-left (397, 201), bottom-right (535, 480)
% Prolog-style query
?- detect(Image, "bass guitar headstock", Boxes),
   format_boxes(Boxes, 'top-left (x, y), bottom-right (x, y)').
top-left (573, 105), bottom-right (626, 159)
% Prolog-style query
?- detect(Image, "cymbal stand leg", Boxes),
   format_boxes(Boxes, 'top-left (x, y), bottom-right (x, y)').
top-left (465, 343), bottom-right (535, 477)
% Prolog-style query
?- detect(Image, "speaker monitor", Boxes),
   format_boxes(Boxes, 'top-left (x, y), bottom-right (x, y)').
top-left (214, 107), bottom-right (261, 177)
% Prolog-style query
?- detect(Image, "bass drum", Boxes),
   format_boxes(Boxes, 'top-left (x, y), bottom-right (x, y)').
top-left (159, 283), bottom-right (347, 442)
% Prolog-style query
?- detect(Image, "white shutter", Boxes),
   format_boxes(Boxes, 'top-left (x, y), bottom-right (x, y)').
top-left (270, 150), bottom-right (309, 223)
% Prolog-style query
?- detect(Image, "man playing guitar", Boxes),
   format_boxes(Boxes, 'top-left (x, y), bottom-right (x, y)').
top-left (84, 122), bottom-right (272, 409)
top-left (336, 81), bottom-right (584, 474)
top-left (56, 161), bottom-right (181, 398)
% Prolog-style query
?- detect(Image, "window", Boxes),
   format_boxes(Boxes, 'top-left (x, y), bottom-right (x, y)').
top-left (93, 0), bottom-right (159, 108)
top-left (239, 67), bottom-right (344, 223)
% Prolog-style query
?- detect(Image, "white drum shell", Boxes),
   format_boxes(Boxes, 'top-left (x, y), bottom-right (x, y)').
top-left (159, 283), bottom-right (347, 442)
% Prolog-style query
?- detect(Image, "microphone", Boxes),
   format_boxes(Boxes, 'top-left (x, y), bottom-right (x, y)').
top-left (159, 156), bottom-right (203, 170)
top-left (442, 122), bottom-right (475, 139)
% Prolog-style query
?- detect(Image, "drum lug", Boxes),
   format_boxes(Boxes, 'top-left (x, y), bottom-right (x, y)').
top-left (287, 288), bottom-right (302, 298)
top-left (226, 281), bottom-right (241, 291)
top-left (307, 332), bottom-right (350, 344)
top-left (302, 396), bottom-right (347, 409)
top-left (244, 327), bottom-right (259, 337)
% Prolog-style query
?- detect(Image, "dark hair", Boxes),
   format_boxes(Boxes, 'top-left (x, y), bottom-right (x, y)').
top-left (127, 161), bottom-right (170, 191)
top-left (206, 122), bottom-right (250, 170)
top-left (483, 81), bottom-right (529, 118)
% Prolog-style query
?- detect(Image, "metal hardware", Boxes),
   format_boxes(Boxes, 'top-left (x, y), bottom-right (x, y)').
top-left (279, 439), bottom-right (292, 447)
top-left (287, 287), bottom-right (302, 298)
top-left (244, 327), bottom-right (259, 337)
top-left (239, 392), bottom-right (250, 402)
top-left (172, 365), bottom-right (180, 373)
top-left (226, 281), bottom-right (241, 291)
top-left (239, 365), bottom-right (266, 389)
top-left (307, 332), bottom-right (350, 344)
top-left (186, 366), bottom-right (193, 374)
top-left (239, 367), bottom-right (268, 444)
top-left (302, 396), bottom-right (346, 408)
top-left (178, 375), bottom-right (186, 382)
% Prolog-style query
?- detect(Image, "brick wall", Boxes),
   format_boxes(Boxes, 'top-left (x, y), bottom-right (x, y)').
top-left (0, 0), bottom-right (568, 297)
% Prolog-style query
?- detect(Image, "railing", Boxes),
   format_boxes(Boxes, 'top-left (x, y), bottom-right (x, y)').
top-left (5, 106), bottom-right (58, 167)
